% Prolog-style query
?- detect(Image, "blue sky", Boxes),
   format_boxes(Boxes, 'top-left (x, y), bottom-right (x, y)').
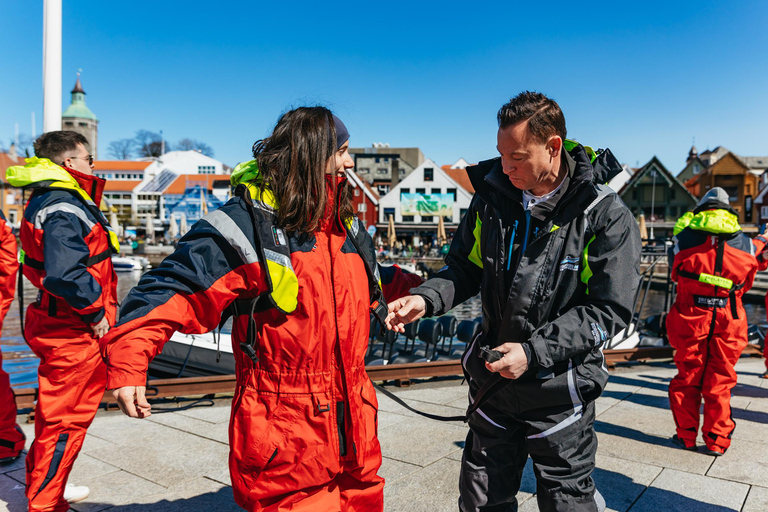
top-left (2, 1), bottom-right (767, 172)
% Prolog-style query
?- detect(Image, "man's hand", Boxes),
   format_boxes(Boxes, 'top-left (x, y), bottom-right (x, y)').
top-left (112, 386), bottom-right (151, 418)
top-left (485, 343), bottom-right (529, 379)
top-left (91, 316), bottom-right (110, 338)
top-left (386, 295), bottom-right (427, 333)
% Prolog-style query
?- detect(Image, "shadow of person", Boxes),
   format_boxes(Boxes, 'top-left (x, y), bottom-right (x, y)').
top-left (70, 486), bottom-right (243, 512)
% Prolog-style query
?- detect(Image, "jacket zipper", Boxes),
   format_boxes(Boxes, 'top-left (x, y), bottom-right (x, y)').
top-left (328, 224), bottom-right (350, 458)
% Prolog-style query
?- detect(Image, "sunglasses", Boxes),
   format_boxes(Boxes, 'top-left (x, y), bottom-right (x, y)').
top-left (62, 155), bottom-right (94, 166)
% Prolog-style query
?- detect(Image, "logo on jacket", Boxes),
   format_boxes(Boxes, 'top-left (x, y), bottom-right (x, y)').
top-left (590, 322), bottom-right (607, 347)
top-left (559, 256), bottom-right (580, 272)
top-left (694, 295), bottom-right (728, 308)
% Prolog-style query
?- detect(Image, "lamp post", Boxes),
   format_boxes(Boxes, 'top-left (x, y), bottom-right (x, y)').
top-left (649, 169), bottom-right (657, 240)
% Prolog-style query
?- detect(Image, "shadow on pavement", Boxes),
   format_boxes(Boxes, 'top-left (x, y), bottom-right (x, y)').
top-left (71, 487), bottom-right (243, 512)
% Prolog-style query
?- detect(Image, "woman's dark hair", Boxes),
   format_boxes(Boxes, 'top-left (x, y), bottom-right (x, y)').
top-left (497, 91), bottom-right (566, 143)
top-left (252, 106), bottom-right (353, 234)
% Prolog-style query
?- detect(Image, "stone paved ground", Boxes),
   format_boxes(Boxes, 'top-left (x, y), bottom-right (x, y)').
top-left (2, 356), bottom-right (767, 511)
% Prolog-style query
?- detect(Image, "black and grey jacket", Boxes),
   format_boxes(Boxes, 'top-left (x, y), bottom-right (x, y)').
top-left (412, 144), bottom-right (641, 410)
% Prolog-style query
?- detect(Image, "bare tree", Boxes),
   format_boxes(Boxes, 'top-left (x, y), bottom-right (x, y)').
top-left (176, 138), bottom-right (214, 157)
top-left (108, 139), bottom-right (136, 160)
top-left (134, 130), bottom-right (167, 158)
top-left (8, 135), bottom-right (35, 157)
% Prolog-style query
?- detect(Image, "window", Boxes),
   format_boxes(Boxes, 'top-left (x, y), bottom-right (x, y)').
top-left (402, 215), bottom-right (414, 222)
top-left (400, 188), bottom-right (410, 200)
top-left (8, 210), bottom-right (17, 224)
top-left (377, 168), bottom-right (388, 175)
top-left (443, 216), bottom-right (453, 222)
top-left (762, 206), bottom-right (768, 219)
top-left (354, 189), bottom-right (360, 197)
top-left (358, 203), bottom-right (367, 213)
top-left (375, 157), bottom-right (380, 163)
top-left (383, 207), bottom-right (395, 221)
top-left (670, 188), bottom-right (676, 199)
top-left (399, 169), bottom-right (405, 175)
top-left (431, 188), bottom-right (441, 195)
top-left (422, 215), bottom-right (434, 223)
top-left (460, 208), bottom-right (468, 220)
top-left (358, 167), bottom-right (370, 174)
top-left (64, 122), bottom-right (74, 127)
top-left (79, 122), bottom-right (88, 127)
top-left (424, 168), bottom-right (434, 181)
top-left (693, 164), bottom-right (700, 174)
top-left (415, 188), bottom-right (425, 194)
top-left (447, 188), bottom-right (457, 201)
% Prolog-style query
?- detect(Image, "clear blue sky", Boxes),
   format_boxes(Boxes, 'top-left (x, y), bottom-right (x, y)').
top-left (2, 1), bottom-right (767, 172)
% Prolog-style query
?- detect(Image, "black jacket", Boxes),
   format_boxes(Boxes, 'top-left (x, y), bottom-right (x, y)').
top-left (412, 144), bottom-right (641, 410)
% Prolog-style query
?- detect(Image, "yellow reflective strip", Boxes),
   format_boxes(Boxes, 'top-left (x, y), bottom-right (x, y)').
top-left (550, 224), bottom-right (560, 232)
top-left (581, 235), bottom-right (597, 294)
top-left (108, 231), bottom-right (121, 254)
top-left (698, 273), bottom-right (733, 289)
top-left (265, 259), bottom-right (299, 314)
top-left (468, 213), bottom-right (483, 269)
top-left (19, 249), bottom-right (25, 264)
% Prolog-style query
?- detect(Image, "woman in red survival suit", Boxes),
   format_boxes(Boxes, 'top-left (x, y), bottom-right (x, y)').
top-left (101, 107), bottom-right (422, 511)
top-left (0, 210), bottom-right (23, 465)
top-left (667, 187), bottom-right (759, 456)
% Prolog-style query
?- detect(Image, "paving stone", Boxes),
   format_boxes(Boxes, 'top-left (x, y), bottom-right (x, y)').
top-left (0, 473), bottom-right (26, 512)
top-left (596, 424), bottom-right (712, 475)
top-left (174, 399), bottom-right (233, 424)
top-left (384, 457), bottom-right (461, 512)
top-left (595, 396), bottom-right (622, 417)
top-left (742, 484), bottom-right (768, 512)
top-left (629, 468), bottom-right (748, 512)
top-left (148, 411), bottom-right (230, 444)
top-left (379, 457), bottom-right (422, 485)
top-left (376, 409), bottom-right (410, 430)
top-left (378, 414), bottom-right (467, 467)
top-left (706, 438), bottom-right (768, 487)
top-left (69, 453), bottom-right (121, 484)
top-left (380, 381), bottom-right (468, 406)
top-left (0, 452), bottom-right (25, 476)
top-left (593, 453), bottom-right (662, 512)
top-left (86, 427), bottom-right (230, 488)
top-left (67, 470), bottom-right (170, 512)
top-left (81, 433), bottom-right (117, 453)
top-left (596, 401), bottom-right (676, 437)
top-left (375, 389), bottom-right (466, 419)
top-left (83, 412), bottom-right (171, 444)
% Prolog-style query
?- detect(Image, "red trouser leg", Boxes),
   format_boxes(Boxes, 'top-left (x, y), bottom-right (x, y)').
top-left (23, 303), bottom-right (106, 512)
top-left (667, 308), bottom-right (707, 445)
top-left (701, 325), bottom-right (748, 452)
top-left (0, 346), bottom-right (26, 459)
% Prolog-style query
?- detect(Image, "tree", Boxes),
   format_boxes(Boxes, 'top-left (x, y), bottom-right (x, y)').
top-left (8, 135), bottom-right (35, 157)
top-left (108, 138), bottom-right (136, 160)
top-left (134, 130), bottom-right (168, 158)
top-left (176, 138), bottom-right (214, 157)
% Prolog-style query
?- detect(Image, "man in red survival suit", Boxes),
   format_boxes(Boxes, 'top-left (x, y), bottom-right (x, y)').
top-left (667, 187), bottom-right (759, 456)
top-left (0, 210), bottom-right (23, 465)
top-left (6, 131), bottom-right (119, 511)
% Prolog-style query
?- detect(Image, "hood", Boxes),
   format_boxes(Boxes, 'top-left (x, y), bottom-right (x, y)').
top-left (6, 156), bottom-right (106, 205)
top-left (674, 209), bottom-right (741, 236)
top-left (231, 159), bottom-right (278, 209)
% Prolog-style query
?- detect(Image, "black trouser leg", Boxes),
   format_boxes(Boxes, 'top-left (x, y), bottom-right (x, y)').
top-left (459, 411), bottom-right (528, 512)
top-left (525, 401), bottom-right (602, 512)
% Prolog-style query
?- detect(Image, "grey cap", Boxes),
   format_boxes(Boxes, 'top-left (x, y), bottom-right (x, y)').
top-left (698, 187), bottom-right (729, 207)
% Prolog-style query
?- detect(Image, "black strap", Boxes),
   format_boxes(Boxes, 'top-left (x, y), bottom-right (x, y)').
top-left (342, 223), bottom-right (388, 335)
top-left (17, 263), bottom-right (26, 342)
top-left (465, 373), bottom-right (511, 419)
top-left (372, 382), bottom-right (465, 422)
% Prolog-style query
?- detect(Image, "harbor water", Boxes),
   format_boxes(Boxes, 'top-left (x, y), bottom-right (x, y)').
top-left (4, 270), bottom-right (767, 388)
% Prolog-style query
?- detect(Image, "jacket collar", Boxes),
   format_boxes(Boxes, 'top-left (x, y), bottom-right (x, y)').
top-left (6, 157), bottom-right (105, 206)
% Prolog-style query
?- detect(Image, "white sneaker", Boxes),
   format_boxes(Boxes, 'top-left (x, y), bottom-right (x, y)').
top-left (63, 483), bottom-right (90, 503)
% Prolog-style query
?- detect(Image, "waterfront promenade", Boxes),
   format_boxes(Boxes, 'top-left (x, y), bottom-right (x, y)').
top-left (2, 356), bottom-right (767, 511)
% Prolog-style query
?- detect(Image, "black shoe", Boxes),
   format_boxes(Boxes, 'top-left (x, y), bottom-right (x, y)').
top-left (671, 435), bottom-right (697, 451)
top-left (704, 446), bottom-right (726, 456)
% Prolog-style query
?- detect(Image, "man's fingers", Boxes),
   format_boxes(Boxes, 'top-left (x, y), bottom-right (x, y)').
top-left (113, 388), bottom-right (139, 418)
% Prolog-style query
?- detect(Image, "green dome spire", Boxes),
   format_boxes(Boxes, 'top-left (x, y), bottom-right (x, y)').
top-left (62, 76), bottom-right (98, 121)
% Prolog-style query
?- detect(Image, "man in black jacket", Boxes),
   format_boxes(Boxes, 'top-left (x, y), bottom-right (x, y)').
top-left (387, 91), bottom-right (641, 512)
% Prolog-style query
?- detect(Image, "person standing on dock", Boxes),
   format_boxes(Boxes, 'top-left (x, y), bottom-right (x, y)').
top-left (386, 91), bottom-right (641, 512)
top-left (667, 187), bottom-right (759, 455)
top-left (0, 210), bottom-right (24, 466)
top-left (6, 131), bottom-right (120, 511)
top-left (102, 107), bottom-right (421, 512)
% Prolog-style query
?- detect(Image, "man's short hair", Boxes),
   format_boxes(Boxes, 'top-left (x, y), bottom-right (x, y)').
top-left (34, 131), bottom-right (90, 162)
top-left (497, 91), bottom-right (566, 143)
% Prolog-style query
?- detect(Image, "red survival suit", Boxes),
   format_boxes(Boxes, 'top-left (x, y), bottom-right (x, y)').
top-left (6, 157), bottom-right (119, 511)
top-left (0, 210), bottom-right (23, 462)
top-left (667, 195), bottom-right (758, 454)
top-left (102, 161), bottom-right (422, 511)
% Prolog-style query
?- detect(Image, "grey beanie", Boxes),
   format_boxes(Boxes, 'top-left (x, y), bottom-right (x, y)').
top-left (698, 187), bottom-right (729, 207)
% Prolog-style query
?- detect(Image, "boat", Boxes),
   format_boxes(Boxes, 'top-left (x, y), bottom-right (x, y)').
top-left (148, 319), bottom-right (235, 378)
top-left (111, 256), bottom-right (143, 272)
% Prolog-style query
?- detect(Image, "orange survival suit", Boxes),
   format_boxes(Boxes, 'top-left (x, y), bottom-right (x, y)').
top-left (101, 161), bottom-right (422, 511)
top-left (0, 210), bottom-right (23, 463)
top-left (6, 157), bottom-right (119, 511)
top-left (667, 189), bottom-right (758, 454)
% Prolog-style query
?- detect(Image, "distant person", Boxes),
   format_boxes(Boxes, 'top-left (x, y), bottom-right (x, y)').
top-left (0, 210), bottom-right (23, 466)
top-left (667, 187), bottom-right (759, 455)
top-left (752, 229), bottom-right (768, 378)
top-left (386, 91), bottom-right (640, 512)
top-left (101, 107), bottom-right (422, 511)
top-left (6, 131), bottom-right (120, 510)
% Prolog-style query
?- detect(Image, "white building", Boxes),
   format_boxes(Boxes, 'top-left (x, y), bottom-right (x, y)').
top-left (377, 158), bottom-right (473, 242)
